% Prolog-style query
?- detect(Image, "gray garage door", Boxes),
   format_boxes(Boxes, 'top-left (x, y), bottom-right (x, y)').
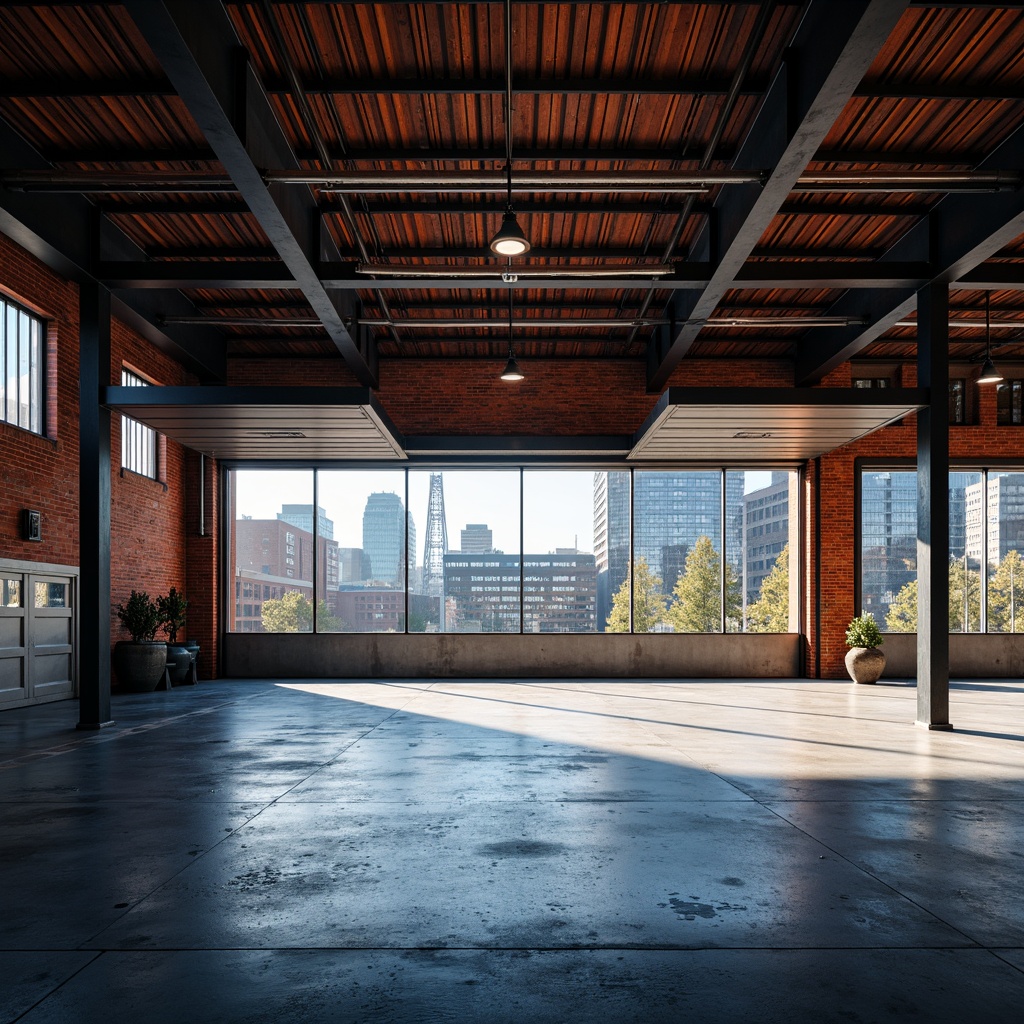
top-left (0, 560), bottom-right (76, 710)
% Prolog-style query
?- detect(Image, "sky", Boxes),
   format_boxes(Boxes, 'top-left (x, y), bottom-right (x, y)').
top-left (234, 469), bottom-right (773, 565)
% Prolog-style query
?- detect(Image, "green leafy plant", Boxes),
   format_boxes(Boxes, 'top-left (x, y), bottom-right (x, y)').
top-left (157, 587), bottom-right (188, 643)
top-left (116, 590), bottom-right (161, 642)
top-left (845, 613), bottom-right (884, 649)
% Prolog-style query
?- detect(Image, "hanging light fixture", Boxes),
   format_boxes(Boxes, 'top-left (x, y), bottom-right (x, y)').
top-left (489, 0), bottom-right (530, 257)
top-left (500, 287), bottom-right (524, 381)
top-left (489, 160), bottom-right (531, 256)
top-left (977, 293), bottom-right (1004, 384)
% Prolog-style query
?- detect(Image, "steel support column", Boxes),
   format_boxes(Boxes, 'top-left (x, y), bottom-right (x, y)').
top-left (916, 283), bottom-right (952, 729)
top-left (77, 282), bottom-right (114, 730)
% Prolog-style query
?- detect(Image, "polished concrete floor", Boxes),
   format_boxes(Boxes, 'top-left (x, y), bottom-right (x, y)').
top-left (1, 676), bottom-right (1023, 1023)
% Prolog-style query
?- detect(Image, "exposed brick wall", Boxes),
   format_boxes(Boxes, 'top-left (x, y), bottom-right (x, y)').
top-left (227, 358), bottom-right (361, 388)
top-left (109, 318), bottom-right (191, 659)
top-left (229, 355), bottom-right (798, 437)
top-left (0, 233), bottom-right (198, 686)
top-left (0, 234), bottom-right (81, 569)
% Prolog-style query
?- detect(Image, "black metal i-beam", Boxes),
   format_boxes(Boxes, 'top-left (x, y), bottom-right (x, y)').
top-left (795, 122), bottom-right (1024, 385)
top-left (646, 0), bottom-right (910, 392)
top-left (77, 283), bottom-right (114, 730)
top-left (916, 283), bottom-right (952, 730)
top-left (122, 0), bottom-right (376, 386)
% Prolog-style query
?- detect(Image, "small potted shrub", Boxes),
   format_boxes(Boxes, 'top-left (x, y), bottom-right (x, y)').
top-left (157, 587), bottom-right (193, 685)
top-left (844, 613), bottom-right (885, 684)
top-left (113, 590), bottom-right (167, 692)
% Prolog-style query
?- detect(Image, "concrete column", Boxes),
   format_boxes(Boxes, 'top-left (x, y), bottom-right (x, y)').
top-left (916, 282), bottom-right (952, 729)
top-left (77, 282), bottom-right (114, 729)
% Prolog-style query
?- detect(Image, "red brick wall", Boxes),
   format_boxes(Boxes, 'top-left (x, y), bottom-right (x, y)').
top-left (0, 234), bottom-right (81, 569)
top-left (0, 234), bottom-right (200, 684)
top-left (228, 356), bottom-right (797, 437)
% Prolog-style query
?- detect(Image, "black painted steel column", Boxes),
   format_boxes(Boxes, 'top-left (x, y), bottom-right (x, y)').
top-left (916, 283), bottom-right (952, 729)
top-left (77, 282), bottom-right (114, 729)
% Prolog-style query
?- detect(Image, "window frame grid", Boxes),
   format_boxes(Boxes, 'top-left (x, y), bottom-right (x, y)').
top-left (226, 465), bottom-right (798, 637)
top-left (857, 459), bottom-right (1024, 634)
top-left (120, 367), bottom-right (158, 480)
top-left (0, 295), bottom-right (45, 436)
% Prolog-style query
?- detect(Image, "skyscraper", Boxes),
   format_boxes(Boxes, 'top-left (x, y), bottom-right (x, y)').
top-left (362, 492), bottom-right (407, 587)
top-left (593, 471), bottom-right (744, 627)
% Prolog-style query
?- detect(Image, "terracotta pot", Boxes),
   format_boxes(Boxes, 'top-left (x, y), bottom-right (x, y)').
top-left (845, 646), bottom-right (886, 684)
top-left (112, 640), bottom-right (168, 692)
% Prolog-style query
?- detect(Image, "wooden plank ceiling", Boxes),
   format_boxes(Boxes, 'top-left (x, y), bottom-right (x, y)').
top-left (0, 1), bottom-right (1023, 390)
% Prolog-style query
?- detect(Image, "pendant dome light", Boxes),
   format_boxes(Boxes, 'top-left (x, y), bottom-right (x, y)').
top-left (490, 161), bottom-right (531, 256)
top-left (500, 286), bottom-right (525, 381)
top-left (977, 293), bottom-right (1004, 385)
top-left (488, 0), bottom-right (530, 258)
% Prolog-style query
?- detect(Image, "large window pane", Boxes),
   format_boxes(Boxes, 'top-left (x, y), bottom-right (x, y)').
top-left (409, 470), bottom-right (520, 633)
top-left (228, 469), bottom-right (314, 633)
top-left (632, 471), bottom-right (736, 633)
top-left (731, 470), bottom-right (796, 632)
top-left (983, 472), bottom-right (1024, 633)
top-left (861, 468), bottom-right (1013, 633)
top-left (317, 470), bottom-right (406, 632)
top-left (861, 470), bottom-right (917, 628)
top-left (951, 472), bottom-right (982, 632)
top-left (522, 471), bottom-right (598, 633)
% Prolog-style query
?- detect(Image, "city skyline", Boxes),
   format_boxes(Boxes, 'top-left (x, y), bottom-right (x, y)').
top-left (235, 469), bottom-right (774, 569)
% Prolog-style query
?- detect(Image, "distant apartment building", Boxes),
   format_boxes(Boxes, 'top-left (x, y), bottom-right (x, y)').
top-left (443, 551), bottom-right (597, 632)
top-left (334, 586), bottom-right (405, 632)
top-left (966, 474), bottom-right (1024, 566)
top-left (337, 546), bottom-right (370, 584)
top-left (740, 472), bottom-right (790, 604)
top-left (460, 523), bottom-right (493, 553)
top-left (231, 514), bottom-right (339, 631)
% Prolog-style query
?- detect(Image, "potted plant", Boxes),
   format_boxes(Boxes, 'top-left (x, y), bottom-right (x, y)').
top-left (157, 587), bottom-right (193, 685)
top-left (844, 613), bottom-right (885, 684)
top-left (113, 590), bottom-right (167, 692)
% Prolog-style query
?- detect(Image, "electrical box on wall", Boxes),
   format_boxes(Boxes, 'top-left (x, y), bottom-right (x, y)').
top-left (22, 509), bottom-right (41, 542)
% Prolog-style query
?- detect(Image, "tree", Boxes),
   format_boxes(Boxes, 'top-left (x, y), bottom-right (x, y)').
top-left (260, 591), bottom-right (340, 633)
top-left (746, 544), bottom-right (790, 633)
top-left (605, 558), bottom-right (666, 633)
top-left (884, 557), bottom-right (983, 633)
top-left (988, 549), bottom-right (1024, 633)
top-left (666, 535), bottom-right (740, 633)
top-left (885, 579), bottom-right (918, 632)
top-left (948, 557), bottom-right (981, 633)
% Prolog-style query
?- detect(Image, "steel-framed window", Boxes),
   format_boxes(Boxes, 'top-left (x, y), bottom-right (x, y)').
top-left (1, 296), bottom-right (44, 436)
top-left (120, 368), bottom-right (158, 479)
top-left (858, 462), bottom-right (1024, 633)
top-left (225, 466), bottom-right (799, 636)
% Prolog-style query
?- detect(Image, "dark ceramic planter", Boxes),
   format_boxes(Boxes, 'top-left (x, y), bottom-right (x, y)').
top-left (166, 643), bottom-right (192, 684)
top-left (113, 640), bottom-right (168, 692)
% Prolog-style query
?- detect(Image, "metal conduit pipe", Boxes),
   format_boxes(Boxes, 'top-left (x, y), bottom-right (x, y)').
top-left (3, 170), bottom-right (1019, 193)
top-left (354, 264), bottom-right (676, 278)
top-left (354, 316), bottom-right (864, 329)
